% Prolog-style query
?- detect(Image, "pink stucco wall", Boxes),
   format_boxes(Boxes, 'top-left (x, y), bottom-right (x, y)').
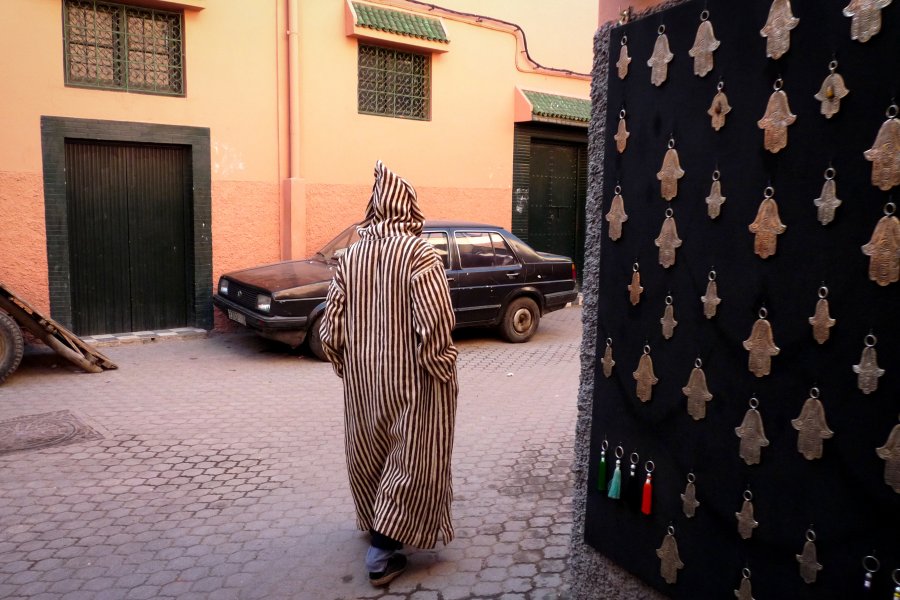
top-left (0, 172), bottom-right (49, 312)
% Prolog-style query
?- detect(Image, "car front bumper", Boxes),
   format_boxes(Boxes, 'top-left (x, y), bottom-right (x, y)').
top-left (213, 294), bottom-right (309, 347)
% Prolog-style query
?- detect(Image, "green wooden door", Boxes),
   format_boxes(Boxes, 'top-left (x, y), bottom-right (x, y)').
top-left (66, 140), bottom-right (193, 335)
top-left (528, 142), bottom-right (585, 276)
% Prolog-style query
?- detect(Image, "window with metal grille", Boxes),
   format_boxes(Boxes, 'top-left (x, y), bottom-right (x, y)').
top-left (63, 0), bottom-right (184, 96)
top-left (358, 44), bottom-right (430, 120)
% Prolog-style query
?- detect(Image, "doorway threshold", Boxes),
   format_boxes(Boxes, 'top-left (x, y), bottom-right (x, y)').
top-left (79, 327), bottom-right (207, 347)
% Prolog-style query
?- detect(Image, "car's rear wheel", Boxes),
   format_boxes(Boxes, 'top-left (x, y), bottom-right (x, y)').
top-left (0, 311), bottom-right (25, 384)
top-left (307, 315), bottom-right (327, 361)
top-left (499, 297), bottom-right (540, 343)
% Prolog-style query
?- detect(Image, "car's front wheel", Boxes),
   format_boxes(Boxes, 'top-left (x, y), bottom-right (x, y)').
top-left (306, 315), bottom-right (327, 361)
top-left (499, 297), bottom-right (540, 343)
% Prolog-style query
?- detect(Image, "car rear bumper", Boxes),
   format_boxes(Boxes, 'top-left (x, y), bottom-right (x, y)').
top-left (213, 295), bottom-right (309, 346)
top-left (544, 289), bottom-right (578, 312)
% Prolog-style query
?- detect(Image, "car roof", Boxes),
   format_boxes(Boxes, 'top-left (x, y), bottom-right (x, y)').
top-left (424, 220), bottom-right (505, 229)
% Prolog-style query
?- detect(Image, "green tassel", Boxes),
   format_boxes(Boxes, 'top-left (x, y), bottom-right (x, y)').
top-left (597, 451), bottom-right (607, 491)
top-left (607, 460), bottom-right (622, 499)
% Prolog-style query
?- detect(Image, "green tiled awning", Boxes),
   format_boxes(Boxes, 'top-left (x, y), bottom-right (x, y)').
top-left (523, 90), bottom-right (591, 124)
top-left (352, 2), bottom-right (449, 43)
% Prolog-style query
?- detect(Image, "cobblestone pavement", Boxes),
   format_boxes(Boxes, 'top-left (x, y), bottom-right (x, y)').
top-left (0, 307), bottom-right (581, 600)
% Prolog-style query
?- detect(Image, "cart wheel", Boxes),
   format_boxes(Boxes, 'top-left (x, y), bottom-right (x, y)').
top-left (0, 311), bottom-right (24, 384)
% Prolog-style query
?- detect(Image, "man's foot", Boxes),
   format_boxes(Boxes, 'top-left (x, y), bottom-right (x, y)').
top-left (369, 553), bottom-right (407, 587)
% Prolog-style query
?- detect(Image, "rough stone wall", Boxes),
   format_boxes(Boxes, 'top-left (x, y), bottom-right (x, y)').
top-left (567, 2), bottom-right (688, 598)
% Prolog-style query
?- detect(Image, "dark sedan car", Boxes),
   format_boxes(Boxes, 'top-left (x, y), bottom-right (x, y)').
top-left (213, 221), bottom-right (578, 359)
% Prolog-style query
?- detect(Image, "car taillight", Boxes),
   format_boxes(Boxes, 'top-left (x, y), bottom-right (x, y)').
top-left (571, 264), bottom-right (577, 280)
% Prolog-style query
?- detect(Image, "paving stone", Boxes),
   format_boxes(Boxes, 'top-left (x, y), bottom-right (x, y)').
top-left (0, 308), bottom-right (582, 599)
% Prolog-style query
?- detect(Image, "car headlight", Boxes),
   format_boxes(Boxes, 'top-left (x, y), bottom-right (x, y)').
top-left (256, 294), bottom-right (272, 312)
top-left (219, 279), bottom-right (229, 295)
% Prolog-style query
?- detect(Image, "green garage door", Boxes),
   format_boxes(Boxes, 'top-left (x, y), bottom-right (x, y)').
top-left (528, 141), bottom-right (586, 276)
top-left (65, 140), bottom-right (193, 335)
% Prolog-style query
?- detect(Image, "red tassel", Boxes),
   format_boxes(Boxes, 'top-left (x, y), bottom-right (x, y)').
top-left (641, 472), bottom-right (653, 515)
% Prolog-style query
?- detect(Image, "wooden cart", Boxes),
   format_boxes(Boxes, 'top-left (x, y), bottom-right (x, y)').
top-left (0, 281), bottom-right (117, 383)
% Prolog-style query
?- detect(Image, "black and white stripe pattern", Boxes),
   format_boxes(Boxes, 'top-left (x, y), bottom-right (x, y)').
top-left (321, 161), bottom-right (458, 549)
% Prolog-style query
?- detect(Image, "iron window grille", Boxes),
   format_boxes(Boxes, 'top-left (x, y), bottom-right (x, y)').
top-left (358, 44), bottom-right (430, 120)
top-left (63, 0), bottom-right (184, 96)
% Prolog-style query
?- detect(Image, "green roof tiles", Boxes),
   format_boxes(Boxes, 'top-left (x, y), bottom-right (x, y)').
top-left (523, 90), bottom-right (591, 124)
top-left (352, 2), bottom-right (449, 43)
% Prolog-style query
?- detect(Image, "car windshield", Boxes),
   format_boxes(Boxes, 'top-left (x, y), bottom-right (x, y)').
top-left (315, 224), bottom-right (361, 262)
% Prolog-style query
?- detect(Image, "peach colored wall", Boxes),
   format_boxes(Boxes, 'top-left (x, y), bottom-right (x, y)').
top-left (598, 0), bottom-right (668, 25)
top-left (0, 0), bottom-right (283, 315)
top-left (304, 184), bottom-right (511, 252)
top-left (0, 172), bottom-right (49, 312)
top-left (297, 1), bottom-right (592, 251)
top-left (437, 0), bottom-right (598, 74)
top-left (211, 181), bottom-right (281, 276)
top-left (0, 0), bottom-right (592, 331)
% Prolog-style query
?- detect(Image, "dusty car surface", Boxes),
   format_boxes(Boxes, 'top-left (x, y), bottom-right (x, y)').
top-left (213, 221), bottom-right (578, 359)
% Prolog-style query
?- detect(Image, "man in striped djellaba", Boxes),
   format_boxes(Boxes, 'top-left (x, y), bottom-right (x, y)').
top-left (321, 161), bottom-right (459, 587)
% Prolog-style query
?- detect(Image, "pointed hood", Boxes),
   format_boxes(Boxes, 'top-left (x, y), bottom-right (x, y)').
top-left (358, 160), bottom-right (424, 239)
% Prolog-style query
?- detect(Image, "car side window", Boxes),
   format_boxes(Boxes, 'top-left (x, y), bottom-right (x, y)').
top-left (422, 232), bottom-right (450, 269)
top-left (456, 231), bottom-right (495, 269)
top-left (491, 233), bottom-right (518, 267)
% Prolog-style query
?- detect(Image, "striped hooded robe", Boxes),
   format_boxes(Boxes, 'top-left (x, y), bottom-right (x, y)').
top-left (320, 161), bottom-right (459, 549)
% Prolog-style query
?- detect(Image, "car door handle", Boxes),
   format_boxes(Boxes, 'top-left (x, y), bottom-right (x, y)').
top-left (506, 272), bottom-right (520, 279)
top-left (446, 276), bottom-right (455, 282)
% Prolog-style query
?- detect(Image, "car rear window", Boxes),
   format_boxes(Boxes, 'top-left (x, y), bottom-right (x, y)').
top-left (422, 232), bottom-right (450, 269)
top-left (455, 231), bottom-right (519, 269)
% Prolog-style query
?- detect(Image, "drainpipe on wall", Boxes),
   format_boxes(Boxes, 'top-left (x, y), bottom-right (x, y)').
top-left (284, 0), bottom-right (306, 260)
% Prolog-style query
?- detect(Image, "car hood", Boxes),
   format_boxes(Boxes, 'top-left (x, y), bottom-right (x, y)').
top-left (224, 259), bottom-right (335, 299)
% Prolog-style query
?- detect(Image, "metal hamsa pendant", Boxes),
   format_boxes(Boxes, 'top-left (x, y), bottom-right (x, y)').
top-left (864, 108), bottom-right (900, 191)
top-left (633, 346), bottom-right (658, 403)
top-left (736, 399), bottom-right (769, 465)
top-left (758, 84), bottom-right (797, 153)
top-left (606, 186), bottom-right (628, 241)
top-left (655, 209), bottom-right (682, 268)
top-left (614, 110), bottom-right (629, 153)
top-left (809, 287), bottom-right (836, 344)
top-left (657, 142), bottom-right (684, 200)
top-left (743, 312), bottom-right (779, 377)
top-left (701, 272), bottom-right (721, 318)
top-left (814, 168), bottom-right (842, 225)
top-left (660, 296), bottom-right (677, 340)
top-left (862, 212), bottom-right (900, 285)
top-left (844, 0), bottom-right (893, 43)
top-left (656, 527), bottom-right (684, 584)
top-left (735, 493), bottom-right (759, 539)
top-left (749, 189), bottom-right (786, 259)
top-left (791, 390), bottom-right (834, 460)
top-left (735, 570), bottom-right (755, 600)
top-left (601, 338), bottom-right (615, 378)
top-left (796, 533), bottom-right (824, 584)
top-left (853, 335), bottom-right (885, 394)
top-left (617, 37), bottom-right (631, 79)
top-left (760, 0), bottom-right (799, 59)
top-left (706, 171), bottom-right (726, 219)
top-left (683, 360), bottom-right (712, 420)
top-left (688, 13), bottom-right (719, 77)
top-left (815, 61), bottom-right (850, 119)
top-left (876, 421), bottom-right (900, 493)
top-left (681, 474), bottom-right (700, 518)
top-left (708, 83), bottom-right (731, 131)
top-left (648, 26), bottom-right (674, 86)
top-left (628, 264), bottom-right (643, 305)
